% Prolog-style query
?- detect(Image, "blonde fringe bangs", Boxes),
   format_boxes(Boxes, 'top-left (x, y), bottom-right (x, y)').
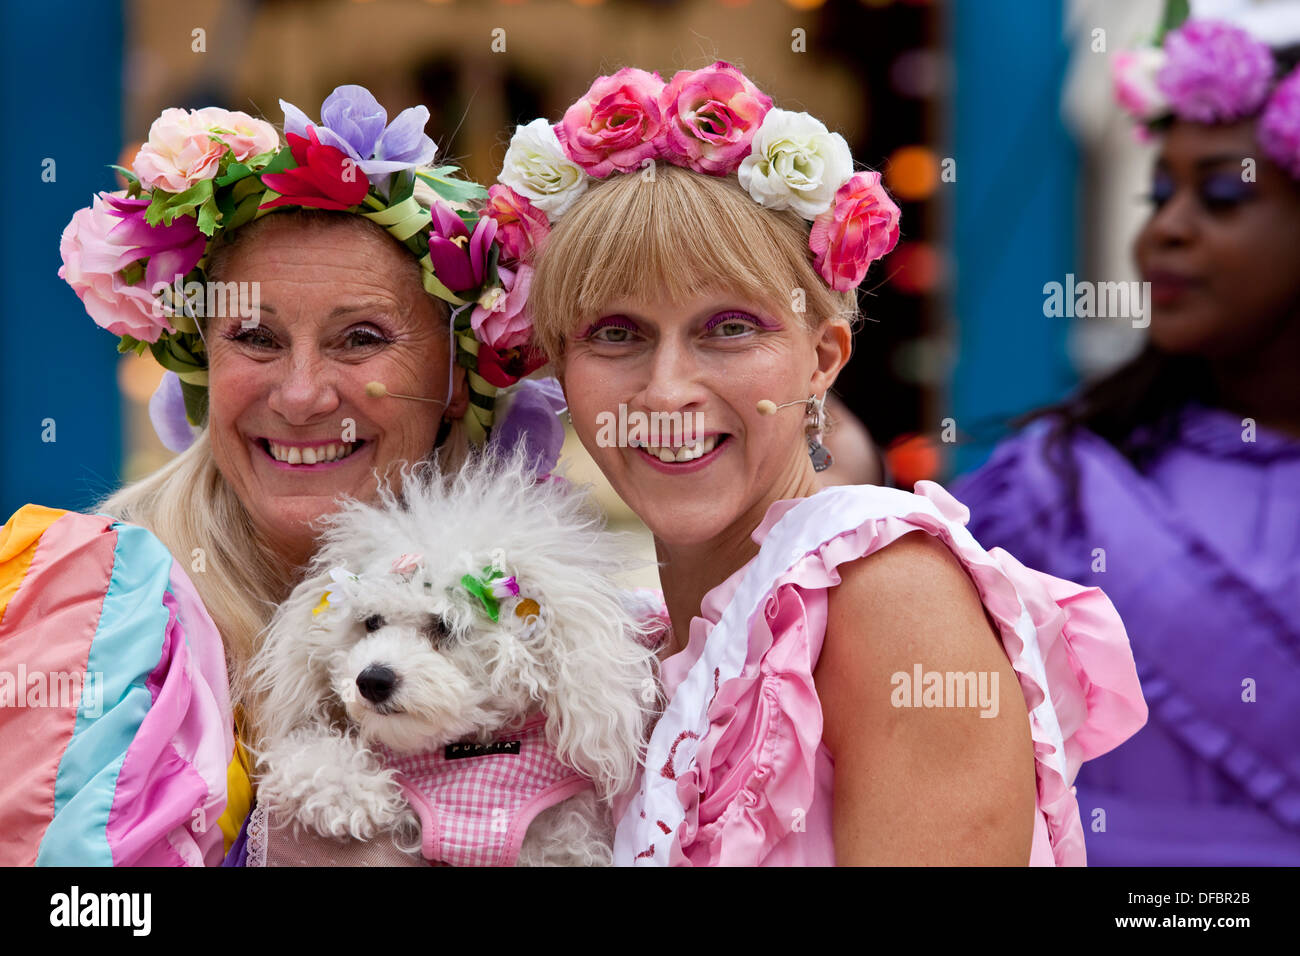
top-left (529, 164), bottom-right (857, 359)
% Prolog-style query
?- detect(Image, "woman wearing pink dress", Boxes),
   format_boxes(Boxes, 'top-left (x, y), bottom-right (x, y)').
top-left (491, 62), bottom-right (1149, 864)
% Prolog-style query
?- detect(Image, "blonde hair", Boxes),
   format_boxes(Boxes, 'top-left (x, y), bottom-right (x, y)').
top-left (528, 163), bottom-right (857, 359)
top-left (97, 210), bottom-right (471, 742)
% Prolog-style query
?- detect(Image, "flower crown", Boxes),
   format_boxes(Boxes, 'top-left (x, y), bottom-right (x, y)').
top-left (1112, 5), bottom-right (1300, 179)
top-left (491, 61), bottom-right (901, 293)
top-left (58, 84), bottom-right (544, 449)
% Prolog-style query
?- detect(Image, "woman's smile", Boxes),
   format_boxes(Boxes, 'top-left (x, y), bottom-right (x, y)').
top-left (629, 432), bottom-right (730, 471)
top-left (252, 435), bottom-right (372, 470)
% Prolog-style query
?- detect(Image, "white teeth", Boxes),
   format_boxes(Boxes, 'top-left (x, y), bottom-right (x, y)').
top-left (639, 435), bottom-right (720, 463)
top-left (267, 441), bottom-right (357, 464)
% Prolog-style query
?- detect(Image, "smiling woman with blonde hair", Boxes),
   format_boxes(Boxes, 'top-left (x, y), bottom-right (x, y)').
top-left (499, 61), bottom-right (1150, 865)
top-left (0, 84), bottom-right (553, 866)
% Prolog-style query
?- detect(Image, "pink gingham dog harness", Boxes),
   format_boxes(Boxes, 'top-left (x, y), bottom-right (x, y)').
top-left (382, 714), bottom-right (593, 866)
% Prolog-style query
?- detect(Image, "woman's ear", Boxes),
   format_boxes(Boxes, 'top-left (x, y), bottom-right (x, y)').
top-left (810, 316), bottom-right (853, 394)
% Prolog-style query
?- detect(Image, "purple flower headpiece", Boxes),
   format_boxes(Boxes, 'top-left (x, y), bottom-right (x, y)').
top-left (1111, 13), bottom-right (1300, 178)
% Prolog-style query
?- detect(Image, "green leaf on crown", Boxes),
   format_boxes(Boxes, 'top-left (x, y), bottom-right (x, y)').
top-left (1154, 0), bottom-right (1190, 43)
top-left (119, 260), bottom-right (145, 286)
top-left (223, 191), bottom-right (265, 232)
top-left (259, 145), bottom-right (298, 176)
top-left (108, 165), bottom-right (143, 199)
top-left (195, 196), bottom-right (219, 235)
top-left (388, 168), bottom-right (416, 205)
top-left (415, 167), bottom-right (489, 204)
top-left (178, 375), bottom-right (209, 428)
top-left (117, 334), bottom-right (149, 357)
top-left (143, 178), bottom-right (216, 230)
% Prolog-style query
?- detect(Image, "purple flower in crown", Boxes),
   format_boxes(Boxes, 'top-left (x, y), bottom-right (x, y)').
top-left (426, 200), bottom-right (498, 294)
top-left (102, 194), bottom-right (206, 290)
top-left (149, 371), bottom-right (199, 453)
top-left (280, 85), bottom-right (438, 194)
top-left (488, 376), bottom-right (568, 478)
top-left (1260, 67), bottom-right (1300, 179)
top-left (1157, 20), bottom-right (1275, 123)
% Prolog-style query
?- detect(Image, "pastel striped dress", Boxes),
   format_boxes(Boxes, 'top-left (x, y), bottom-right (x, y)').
top-left (0, 504), bottom-right (242, 866)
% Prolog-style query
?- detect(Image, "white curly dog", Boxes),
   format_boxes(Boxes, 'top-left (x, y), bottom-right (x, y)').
top-left (246, 450), bottom-right (660, 866)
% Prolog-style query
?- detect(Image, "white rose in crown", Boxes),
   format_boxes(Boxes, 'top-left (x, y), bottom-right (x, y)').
top-left (738, 108), bottom-right (854, 219)
top-left (499, 118), bottom-right (590, 218)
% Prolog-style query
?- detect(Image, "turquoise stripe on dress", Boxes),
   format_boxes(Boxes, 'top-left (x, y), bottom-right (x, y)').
top-left (37, 523), bottom-right (172, 865)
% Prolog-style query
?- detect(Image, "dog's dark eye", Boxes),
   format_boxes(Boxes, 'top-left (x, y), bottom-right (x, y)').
top-left (422, 614), bottom-right (451, 645)
top-left (364, 614), bottom-right (385, 633)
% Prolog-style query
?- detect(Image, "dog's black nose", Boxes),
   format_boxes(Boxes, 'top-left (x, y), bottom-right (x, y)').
top-left (356, 665), bottom-right (398, 704)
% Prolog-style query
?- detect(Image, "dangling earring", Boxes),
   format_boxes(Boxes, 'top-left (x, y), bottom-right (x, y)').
top-left (804, 394), bottom-right (833, 473)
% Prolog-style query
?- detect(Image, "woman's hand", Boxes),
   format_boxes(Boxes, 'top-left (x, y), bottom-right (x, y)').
top-left (814, 530), bottom-right (1036, 865)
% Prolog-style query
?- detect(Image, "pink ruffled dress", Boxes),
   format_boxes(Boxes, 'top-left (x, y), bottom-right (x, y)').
top-left (613, 481), bottom-right (1149, 866)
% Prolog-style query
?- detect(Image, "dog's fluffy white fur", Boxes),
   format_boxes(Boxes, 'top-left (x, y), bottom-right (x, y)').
top-left (246, 448), bottom-right (660, 866)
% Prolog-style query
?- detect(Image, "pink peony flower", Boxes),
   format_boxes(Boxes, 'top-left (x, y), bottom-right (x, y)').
top-left (809, 171), bottom-right (901, 292)
top-left (471, 264), bottom-right (534, 351)
top-left (482, 184), bottom-right (550, 265)
top-left (192, 107), bottom-right (280, 163)
top-left (1157, 19), bottom-right (1274, 124)
top-left (1260, 66), bottom-right (1300, 179)
top-left (134, 106), bottom-right (278, 193)
top-left (656, 62), bottom-right (773, 174)
top-left (555, 68), bottom-right (665, 177)
top-left (59, 192), bottom-right (175, 341)
top-left (133, 108), bottom-right (228, 193)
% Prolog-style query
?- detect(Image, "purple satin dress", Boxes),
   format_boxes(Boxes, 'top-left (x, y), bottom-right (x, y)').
top-left (952, 404), bottom-right (1300, 865)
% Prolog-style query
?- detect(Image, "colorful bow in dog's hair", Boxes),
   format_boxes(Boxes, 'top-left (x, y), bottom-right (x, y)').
top-left (460, 566), bottom-right (520, 623)
top-left (389, 553), bottom-right (424, 579)
top-left (313, 565), bottom-right (362, 617)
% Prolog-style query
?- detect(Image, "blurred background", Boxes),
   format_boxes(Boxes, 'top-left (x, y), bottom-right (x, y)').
top-left (1, 0), bottom-right (1167, 539)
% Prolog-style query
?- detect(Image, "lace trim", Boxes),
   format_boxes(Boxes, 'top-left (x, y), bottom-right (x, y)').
top-left (245, 802), bottom-right (269, 868)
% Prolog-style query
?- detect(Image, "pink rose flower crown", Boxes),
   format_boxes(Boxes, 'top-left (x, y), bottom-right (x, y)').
top-left (59, 85), bottom-right (541, 450)
top-left (495, 61), bottom-right (901, 294)
top-left (1110, 2), bottom-right (1300, 178)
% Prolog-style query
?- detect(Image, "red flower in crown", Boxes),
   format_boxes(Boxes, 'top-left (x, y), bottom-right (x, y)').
top-left (476, 340), bottom-right (547, 389)
top-left (259, 127), bottom-right (371, 211)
